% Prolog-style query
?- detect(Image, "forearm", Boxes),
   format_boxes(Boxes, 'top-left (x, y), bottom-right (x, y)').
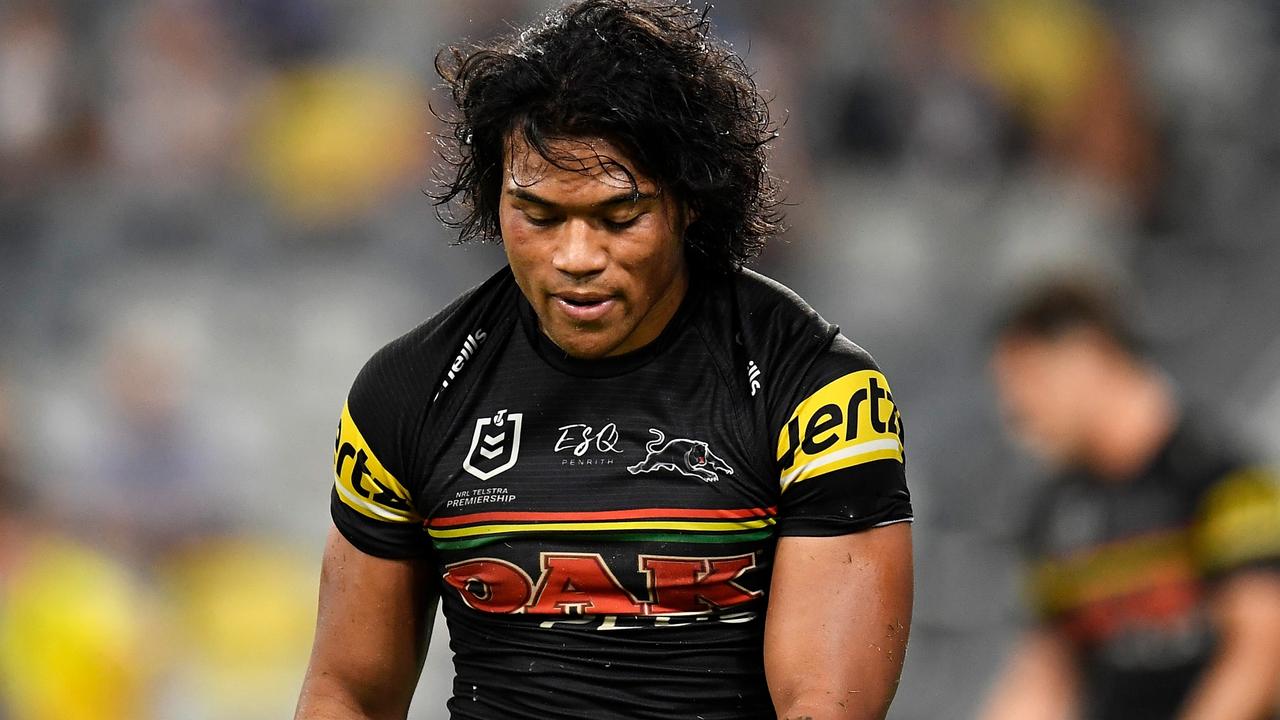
top-left (295, 672), bottom-right (398, 720)
top-left (1176, 643), bottom-right (1280, 720)
top-left (295, 630), bottom-right (423, 720)
top-left (979, 629), bottom-right (1079, 720)
top-left (1178, 573), bottom-right (1280, 720)
top-left (775, 685), bottom-right (898, 720)
top-left (769, 636), bottom-right (905, 720)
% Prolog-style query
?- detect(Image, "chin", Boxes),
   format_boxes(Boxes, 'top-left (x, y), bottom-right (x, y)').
top-left (570, 339), bottom-right (625, 359)
top-left (546, 328), bottom-right (617, 359)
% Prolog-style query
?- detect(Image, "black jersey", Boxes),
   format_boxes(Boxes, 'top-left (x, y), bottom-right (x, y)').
top-left (330, 265), bottom-right (911, 719)
top-left (1024, 417), bottom-right (1280, 720)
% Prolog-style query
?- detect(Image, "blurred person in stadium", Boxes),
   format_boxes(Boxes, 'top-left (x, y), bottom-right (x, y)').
top-left (982, 280), bottom-right (1280, 720)
top-left (0, 378), bottom-right (21, 572)
top-left (295, 1), bottom-right (913, 719)
top-left (83, 330), bottom-right (224, 559)
top-left (103, 0), bottom-right (250, 198)
top-left (0, 377), bottom-right (157, 720)
top-left (0, 1), bottom-right (75, 200)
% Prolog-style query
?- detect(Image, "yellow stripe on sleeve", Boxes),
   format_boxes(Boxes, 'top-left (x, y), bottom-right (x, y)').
top-left (333, 403), bottom-right (420, 523)
top-left (776, 370), bottom-right (904, 491)
top-left (1194, 467), bottom-right (1280, 571)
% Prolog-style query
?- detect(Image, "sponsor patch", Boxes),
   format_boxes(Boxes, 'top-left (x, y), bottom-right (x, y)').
top-left (441, 551), bottom-right (761, 618)
top-left (776, 370), bottom-right (904, 490)
top-left (334, 403), bottom-right (419, 523)
top-left (554, 422), bottom-right (623, 466)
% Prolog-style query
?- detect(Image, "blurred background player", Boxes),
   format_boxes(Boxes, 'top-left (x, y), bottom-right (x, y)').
top-left (0, 375), bottom-right (154, 720)
top-left (982, 279), bottom-right (1280, 720)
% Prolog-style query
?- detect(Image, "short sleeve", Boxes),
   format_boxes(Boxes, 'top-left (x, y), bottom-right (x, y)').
top-left (1023, 549), bottom-right (1073, 624)
top-left (1192, 466), bottom-right (1280, 578)
top-left (1018, 486), bottom-right (1065, 623)
top-left (770, 334), bottom-right (912, 536)
top-left (330, 350), bottom-right (431, 559)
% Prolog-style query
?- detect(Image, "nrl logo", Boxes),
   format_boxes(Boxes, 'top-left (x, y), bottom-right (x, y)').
top-left (627, 429), bottom-right (734, 483)
top-left (463, 408), bottom-right (523, 481)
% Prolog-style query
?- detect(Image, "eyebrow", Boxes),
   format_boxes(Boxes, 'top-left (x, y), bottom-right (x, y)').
top-left (506, 187), bottom-right (657, 209)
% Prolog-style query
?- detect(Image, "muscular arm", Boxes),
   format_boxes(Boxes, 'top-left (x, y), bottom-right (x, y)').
top-left (764, 522), bottom-right (913, 720)
top-left (295, 525), bottom-right (439, 720)
top-left (1177, 571), bottom-right (1280, 720)
top-left (979, 628), bottom-right (1080, 720)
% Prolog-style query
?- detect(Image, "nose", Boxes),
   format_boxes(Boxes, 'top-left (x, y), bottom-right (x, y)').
top-left (551, 219), bottom-right (608, 280)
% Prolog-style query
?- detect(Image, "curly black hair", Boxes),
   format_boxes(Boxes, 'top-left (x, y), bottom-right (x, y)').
top-left (433, 0), bottom-right (782, 270)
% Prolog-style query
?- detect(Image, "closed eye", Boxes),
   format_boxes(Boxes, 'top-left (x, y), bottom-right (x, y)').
top-left (524, 214), bottom-right (561, 227)
top-left (603, 215), bottom-right (642, 231)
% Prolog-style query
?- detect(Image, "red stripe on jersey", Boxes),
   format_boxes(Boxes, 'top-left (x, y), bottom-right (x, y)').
top-left (428, 505), bottom-right (778, 528)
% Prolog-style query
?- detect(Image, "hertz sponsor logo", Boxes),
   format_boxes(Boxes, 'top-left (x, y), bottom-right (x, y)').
top-left (434, 329), bottom-right (487, 401)
top-left (334, 403), bottom-right (420, 523)
top-left (776, 370), bottom-right (904, 490)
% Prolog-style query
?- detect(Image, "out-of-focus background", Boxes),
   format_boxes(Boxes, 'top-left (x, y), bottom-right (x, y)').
top-left (1, 0), bottom-right (1278, 718)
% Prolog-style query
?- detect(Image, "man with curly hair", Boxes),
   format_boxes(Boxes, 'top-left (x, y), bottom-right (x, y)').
top-left (295, 2), bottom-right (913, 719)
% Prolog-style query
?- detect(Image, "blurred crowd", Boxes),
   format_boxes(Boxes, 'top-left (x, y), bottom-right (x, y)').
top-left (1, 1), bottom-right (1279, 718)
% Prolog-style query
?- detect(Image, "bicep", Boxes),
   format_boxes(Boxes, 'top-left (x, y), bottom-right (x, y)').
top-left (764, 522), bottom-right (913, 720)
top-left (296, 525), bottom-right (439, 720)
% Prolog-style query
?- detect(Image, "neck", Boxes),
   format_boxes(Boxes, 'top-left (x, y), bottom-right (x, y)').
top-left (1085, 364), bottom-right (1178, 480)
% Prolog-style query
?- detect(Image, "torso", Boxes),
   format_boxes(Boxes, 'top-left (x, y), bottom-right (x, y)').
top-left (428, 289), bottom-right (778, 718)
top-left (332, 266), bottom-right (911, 719)
top-left (1027, 419), bottom-right (1254, 720)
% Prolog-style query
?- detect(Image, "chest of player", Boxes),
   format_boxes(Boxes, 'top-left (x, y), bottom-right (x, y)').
top-left (1033, 475), bottom-right (1214, 664)
top-left (415, 330), bottom-right (779, 620)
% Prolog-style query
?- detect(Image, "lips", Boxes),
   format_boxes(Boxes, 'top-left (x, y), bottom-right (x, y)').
top-left (553, 292), bottom-right (616, 323)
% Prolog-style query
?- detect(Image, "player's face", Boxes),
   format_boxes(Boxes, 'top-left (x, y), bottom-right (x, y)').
top-left (499, 135), bottom-right (691, 359)
top-left (991, 334), bottom-right (1100, 467)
